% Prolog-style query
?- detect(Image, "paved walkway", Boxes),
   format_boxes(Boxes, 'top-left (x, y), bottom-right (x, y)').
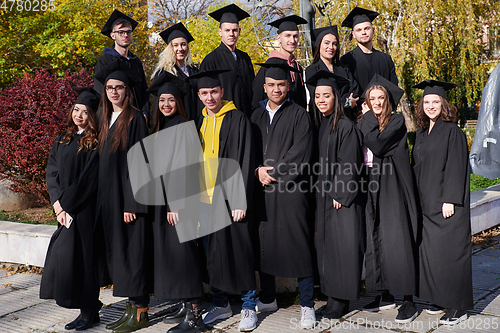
top-left (1, 238), bottom-right (500, 333)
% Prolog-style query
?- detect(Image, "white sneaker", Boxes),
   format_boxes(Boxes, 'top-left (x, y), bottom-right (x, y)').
top-left (202, 303), bottom-right (233, 324)
top-left (238, 309), bottom-right (257, 331)
top-left (300, 306), bottom-right (316, 329)
top-left (255, 298), bottom-right (278, 313)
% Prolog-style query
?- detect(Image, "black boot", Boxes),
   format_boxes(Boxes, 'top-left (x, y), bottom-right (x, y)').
top-left (168, 304), bottom-right (208, 333)
top-left (322, 297), bottom-right (350, 319)
top-left (65, 313), bottom-right (82, 330)
top-left (163, 302), bottom-right (188, 324)
top-left (75, 305), bottom-right (101, 331)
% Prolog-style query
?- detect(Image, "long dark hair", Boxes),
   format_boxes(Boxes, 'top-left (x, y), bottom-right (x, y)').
top-left (313, 86), bottom-right (345, 131)
top-left (415, 95), bottom-right (457, 128)
top-left (312, 32), bottom-right (340, 66)
top-left (365, 85), bottom-right (393, 131)
top-left (98, 83), bottom-right (137, 153)
top-left (60, 103), bottom-right (99, 153)
top-left (153, 94), bottom-right (187, 133)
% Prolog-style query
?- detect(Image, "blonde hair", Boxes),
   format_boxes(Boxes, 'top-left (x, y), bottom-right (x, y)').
top-left (151, 40), bottom-right (193, 79)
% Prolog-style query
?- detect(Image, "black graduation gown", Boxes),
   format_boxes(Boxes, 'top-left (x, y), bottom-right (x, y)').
top-left (96, 111), bottom-right (153, 297)
top-left (357, 111), bottom-right (418, 295)
top-left (413, 117), bottom-right (473, 310)
top-left (195, 109), bottom-right (256, 293)
top-left (200, 43), bottom-right (255, 118)
top-left (94, 52), bottom-right (151, 118)
top-left (251, 100), bottom-right (315, 278)
top-left (341, 46), bottom-right (398, 102)
top-left (40, 133), bottom-right (100, 309)
top-left (151, 114), bottom-right (205, 299)
top-left (251, 57), bottom-right (307, 111)
top-left (305, 59), bottom-right (361, 127)
top-left (315, 116), bottom-right (365, 300)
top-left (153, 66), bottom-right (202, 122)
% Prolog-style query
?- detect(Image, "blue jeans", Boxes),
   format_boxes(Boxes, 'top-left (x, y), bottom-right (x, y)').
top-left (259, 272), bottom-right (314, 308)
top-left (212, 286), bottom-right (257, 310)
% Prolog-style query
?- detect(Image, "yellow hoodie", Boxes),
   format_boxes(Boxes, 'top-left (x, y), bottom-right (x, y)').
top-left (199, 100), bottom-right (236, 204)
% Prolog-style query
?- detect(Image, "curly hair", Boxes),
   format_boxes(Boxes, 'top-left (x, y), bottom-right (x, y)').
top-left (415, 95), bottom-right (457, 128)
top-left (151, 40), bottom-right (193, 79)
top-left (365, 85), bottom-right (393, 131)
top-left (60, 104), bottom-right (99, 153)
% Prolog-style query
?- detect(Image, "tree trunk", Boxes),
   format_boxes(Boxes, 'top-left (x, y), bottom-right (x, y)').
top-left (399, 94), bottom-right (418, 132)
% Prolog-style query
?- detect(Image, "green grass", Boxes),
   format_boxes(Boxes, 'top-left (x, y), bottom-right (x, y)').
top-left (470, 174), bottom-right (500, 192)
top-left (0, 209), bottom-right (57, 225)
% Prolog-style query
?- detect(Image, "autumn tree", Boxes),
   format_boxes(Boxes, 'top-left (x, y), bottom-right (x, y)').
top-left (149, 0), bottom-right (212, 28)
top-left (0, 0), bottom-right (151, 88)
top-left (318, 0), bottom-right (500, 130)
top-left (148, 1), bottom-right (269, 72)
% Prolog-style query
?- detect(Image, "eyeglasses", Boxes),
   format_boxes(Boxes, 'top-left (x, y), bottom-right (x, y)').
top-left (112, 30), bottom-right (133, 37)
top-left (106, 85), bottom-right (126, 92)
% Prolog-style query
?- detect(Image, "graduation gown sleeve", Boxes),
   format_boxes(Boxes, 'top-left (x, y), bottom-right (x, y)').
top-left (123, 112), bottom-right (150, 213)
top-left (359, 111), bottom-right (406, 156)
top-left (325, 120), bottom-right (363, 207)
top-left (443, 128), bottom-right (468, 205)
top-left (46, 136), bottom-right (64, 205)
top-left (59, 149), bottom-right (99, 215)
top-left (266, 108), bottom-right (313, 184)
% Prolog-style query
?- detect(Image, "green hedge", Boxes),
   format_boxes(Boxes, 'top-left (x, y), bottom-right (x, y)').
top-left (470, 174), bottom-right (500, 192)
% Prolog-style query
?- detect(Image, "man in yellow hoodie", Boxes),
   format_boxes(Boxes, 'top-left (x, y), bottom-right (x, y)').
top-left (188, 69), bottom-right (258, 332)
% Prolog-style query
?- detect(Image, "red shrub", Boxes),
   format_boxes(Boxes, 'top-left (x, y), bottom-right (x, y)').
top-left (0, 69), bottom-right (93, 205)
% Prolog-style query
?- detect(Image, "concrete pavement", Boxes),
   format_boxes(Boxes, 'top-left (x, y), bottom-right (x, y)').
top-left (1, 239), bottom-right (500, 332)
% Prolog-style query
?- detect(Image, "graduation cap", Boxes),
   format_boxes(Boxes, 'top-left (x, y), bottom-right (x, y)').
top-left (256, 60), bottom-right (299, 81)
top-left (311, 25), bottom-right (338, 48)
top-left (305, 70), bottom-right (350, 92)
top-left (412, 80), bottom-right (459, 99)
top-left (72, 87), bottom-right (101, 111)
top-left (268, 15), bottom-right (308, 34)
top-left (101, 9), bottom-right (138, 38)
top-left (341, 7), bottom-right (379, 29)
top-left (363, 73), bottom-right (404, 108)
top-left (208, 4), bottom-right (250, 24)
top-left (187, 69), bottom-right (230, 90)
top-left (147, 71), bottom-right (190, 98)
top-left (94, 58), bottom-right (143, 88)
top-left (159, 22), bottom-right (194, 44)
